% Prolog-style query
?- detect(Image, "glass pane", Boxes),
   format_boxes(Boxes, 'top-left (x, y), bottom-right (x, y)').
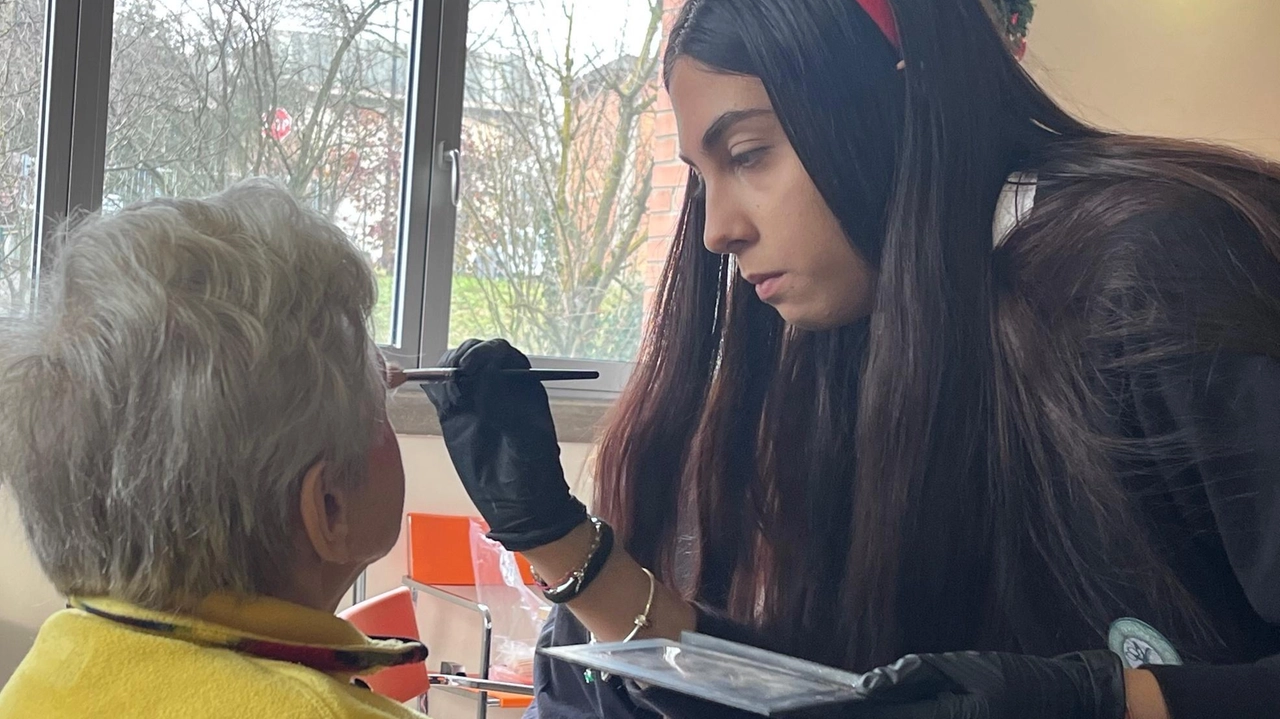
top-left (0, 0), bottom-right (46, 312)
top-left (450, 0), bottom-right (680, 362)
top-left (103, 0), bottom-right (415, 344)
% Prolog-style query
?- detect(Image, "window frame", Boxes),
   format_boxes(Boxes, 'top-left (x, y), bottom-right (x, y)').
top-left (34, 0), bottom-right (114, 270)
top-left (414, 0), bottom-right (637, 399)
top-left (28, 0), bottom-right (636, 401)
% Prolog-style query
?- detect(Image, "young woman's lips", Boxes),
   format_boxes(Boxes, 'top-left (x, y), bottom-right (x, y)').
top-left (747, 272), bottom-right (785, 302)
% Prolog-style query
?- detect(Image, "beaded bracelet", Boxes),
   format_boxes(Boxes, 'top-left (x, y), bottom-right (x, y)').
top-left (534, 517), bottom-right (616, 605)
top-left (531, 517), bottom-right (601, 591)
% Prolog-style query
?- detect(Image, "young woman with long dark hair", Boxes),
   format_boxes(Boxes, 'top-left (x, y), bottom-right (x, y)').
top-left (425, 1), bottom-right (1280, 717)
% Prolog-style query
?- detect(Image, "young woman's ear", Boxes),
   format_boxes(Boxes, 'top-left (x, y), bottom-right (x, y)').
top-left (297, 461), bottom-right (355, 564)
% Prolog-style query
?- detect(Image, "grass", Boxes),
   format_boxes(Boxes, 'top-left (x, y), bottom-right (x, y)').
top-left (372, 269), bottom-right (643, 361)
top-left (372, 271), bottom-right (395, 345)
top-left (369, 270), bottom-right (494, 348)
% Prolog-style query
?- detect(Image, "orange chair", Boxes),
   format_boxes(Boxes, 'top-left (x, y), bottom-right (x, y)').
top-left (406, 513), bottom-right (535, 586)
top-left (339, 587), bottom-right (430, 706)
top-left (402, 513), bottom-right (536, 718)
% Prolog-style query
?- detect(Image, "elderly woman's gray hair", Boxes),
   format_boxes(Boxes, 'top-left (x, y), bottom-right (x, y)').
top-left (0, 179), bottom-right (387, 610)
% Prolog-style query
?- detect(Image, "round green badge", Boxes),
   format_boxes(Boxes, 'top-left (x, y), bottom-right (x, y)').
top-left (1108, 618), bottom-right (1182, 668)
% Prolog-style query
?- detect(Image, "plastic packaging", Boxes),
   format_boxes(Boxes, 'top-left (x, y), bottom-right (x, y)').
top-left (469, 518), bottom-right (551, 684)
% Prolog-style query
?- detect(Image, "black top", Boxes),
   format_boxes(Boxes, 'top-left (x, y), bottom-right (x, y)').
top-left (525, 199), bottom-right (1280, 718)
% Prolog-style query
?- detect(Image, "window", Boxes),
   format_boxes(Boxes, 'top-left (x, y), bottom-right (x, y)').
top-left (16, 0), bottom-right (684, 393)
top-left (443, 0), bottom-right (670, 366)
top-left (0, 0), bottom-right (45, 311)
top-left (103, 0), bottom-right (416, 345)
top-left (414, 0), bottom-right (681, 394)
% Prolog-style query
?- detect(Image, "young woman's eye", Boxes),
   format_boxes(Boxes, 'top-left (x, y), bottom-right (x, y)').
top-left (729, 146), bottom-right (768, 169)
top-left (691, 170), bottom-right (706, 198)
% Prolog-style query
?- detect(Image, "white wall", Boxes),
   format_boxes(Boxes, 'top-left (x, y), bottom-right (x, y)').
top-left (0, 496), bottom-right (64, 678)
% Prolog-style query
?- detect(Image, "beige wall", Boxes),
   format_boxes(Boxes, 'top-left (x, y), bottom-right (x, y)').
top-left (0, 498), bottom-right (63, 677)
top-left (1026, 0), bottom-right (1280, 160)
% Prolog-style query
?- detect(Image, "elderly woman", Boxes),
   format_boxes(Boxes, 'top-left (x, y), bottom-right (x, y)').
top-left (0, 180), bottom-right (426, 718)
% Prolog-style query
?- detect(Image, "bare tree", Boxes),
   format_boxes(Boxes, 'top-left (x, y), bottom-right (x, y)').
top-left (103, 0), bottom-right (409, 269)
top-left (3, 0), bottom-right (664, 359)
top-left (452, 0), bottom-right (664, 360)
top-left (0, 0), bottom-right (44, 307)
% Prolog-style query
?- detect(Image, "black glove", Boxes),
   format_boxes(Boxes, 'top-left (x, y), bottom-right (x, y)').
top-left (423, 338), bottom-right (588, 552)
top-left (847, 650), bottom-right (1126, 719)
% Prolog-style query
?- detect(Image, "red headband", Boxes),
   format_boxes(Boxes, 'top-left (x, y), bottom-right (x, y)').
top-left (855, 0), bottom-right (901, 51)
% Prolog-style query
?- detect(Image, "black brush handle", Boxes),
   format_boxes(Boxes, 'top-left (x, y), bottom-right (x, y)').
top-left (405, 367), bottom-right (600, 383)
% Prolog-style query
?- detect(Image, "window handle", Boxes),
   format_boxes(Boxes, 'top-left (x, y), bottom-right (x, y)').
top-left (439, 143), bottom-right (461, 207)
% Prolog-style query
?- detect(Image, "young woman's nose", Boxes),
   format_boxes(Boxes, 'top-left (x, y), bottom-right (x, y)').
top-left (701, 182), bottom-right (756, 256)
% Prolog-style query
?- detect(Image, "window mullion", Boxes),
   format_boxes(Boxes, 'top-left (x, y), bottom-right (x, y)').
top-left (416, 0), bottom-right (467, 367)
top-left (388, 0), bottom-right (445, 364)
top-left (65, 0), bottom-right (113, 216)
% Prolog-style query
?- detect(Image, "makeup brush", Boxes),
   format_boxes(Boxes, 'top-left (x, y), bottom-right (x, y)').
top-left (404, 367), bottom-right (600, 383)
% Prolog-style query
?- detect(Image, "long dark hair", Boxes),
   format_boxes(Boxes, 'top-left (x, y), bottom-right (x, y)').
top-left (595, 0), bottom-right (1280, 669)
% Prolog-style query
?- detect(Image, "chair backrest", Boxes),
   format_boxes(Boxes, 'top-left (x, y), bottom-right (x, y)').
top-left (405, 513), bottom-right (535, 586)
top-left (339, 587), bottom-right (429, 702)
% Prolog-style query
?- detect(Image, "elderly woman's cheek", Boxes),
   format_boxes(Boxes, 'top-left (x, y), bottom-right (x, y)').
top-left (365, 421), bottom-right (406, 557)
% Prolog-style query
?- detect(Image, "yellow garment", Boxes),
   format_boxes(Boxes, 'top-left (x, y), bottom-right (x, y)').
top-left (0, 594), bottom-right (429, 718)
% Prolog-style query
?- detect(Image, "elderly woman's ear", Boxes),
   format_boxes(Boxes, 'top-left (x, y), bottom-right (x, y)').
top-left (298, 462), bottom-right (355, 565)
top-left (296, 426), bottom-right (406, 585)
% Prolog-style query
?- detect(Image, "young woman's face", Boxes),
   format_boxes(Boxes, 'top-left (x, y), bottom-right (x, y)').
top-left (668, 58), bottom-right (876, 330)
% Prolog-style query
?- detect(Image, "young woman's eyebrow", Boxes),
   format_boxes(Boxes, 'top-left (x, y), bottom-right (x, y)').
top-left (678, 107), bottom-right (775, 164)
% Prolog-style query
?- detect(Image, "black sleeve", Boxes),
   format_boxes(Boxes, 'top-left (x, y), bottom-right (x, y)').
top-left (525, 603), bottom-right (768, 719)
top-left (1141, 352), bottom-right (1280, 626)
top-left (1147, 654), bottom-right (1280, 719)
top-left (1135, 353), bottom-right (1280, 718)
top-left (524, 604), bottom-right (661, 719)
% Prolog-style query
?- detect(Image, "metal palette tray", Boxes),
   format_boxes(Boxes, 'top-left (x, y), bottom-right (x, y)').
top-left (541, 632), bottom-right (867, 716)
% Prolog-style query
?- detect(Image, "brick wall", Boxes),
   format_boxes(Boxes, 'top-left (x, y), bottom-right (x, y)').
top-left (641, 0), bottom-right (687, 312)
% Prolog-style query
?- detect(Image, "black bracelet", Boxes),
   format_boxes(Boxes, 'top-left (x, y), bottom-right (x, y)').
top-left (542, 520), bottom-right (615, 605)
top-left (532, 517), bottom-right (602, 593)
